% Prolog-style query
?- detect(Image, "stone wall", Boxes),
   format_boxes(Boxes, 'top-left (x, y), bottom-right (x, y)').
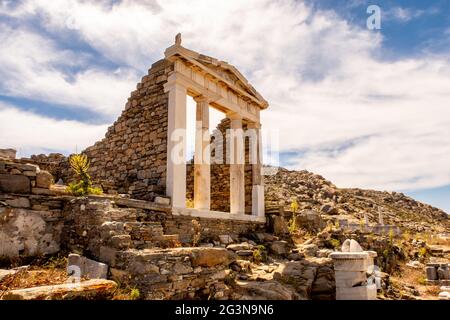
top-left (83, 59), bottom-right (173, 200)
top-left (108, 247), bottom-right (236, 299)
top-left (0, 157), bottom-right (63, 260)
top-left (0, 207), bottom-right (63, 260)
top-left (164, 215), bottom-right (266, 244)
top-left (28, 153), bottom-right (72, 184)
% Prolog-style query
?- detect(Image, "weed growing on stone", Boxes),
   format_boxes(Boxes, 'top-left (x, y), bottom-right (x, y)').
top-left (252, 245), bottom-right (268, 263)
top-left (191, 220), bottom-right (202, 247)
top-left (67, 154), bottom-right (103, 196)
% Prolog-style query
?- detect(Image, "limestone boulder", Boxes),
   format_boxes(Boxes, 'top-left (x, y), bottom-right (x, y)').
top-left (272, 215), bottom-right (288, 235)
top-left (227, 242), bottom-right (253, 251)
top-left (269, 241), bottom-right (289, 256)
top-left (320, 204), bottom-right (338, 215)
top-left (218, 235), bottom-right (233, 245)
top-left (189, 247), bottom-right (236, 267)
top-left (235, 280), bottom-right (301, 300)
top-left (36, 170), bottom-right (54, 188)
top-left (273, 261), bottom-right (318, 299)
top-left (297, 243), bottom-right (319, 257)
top-left (2, 279), bottom-right (117, 300)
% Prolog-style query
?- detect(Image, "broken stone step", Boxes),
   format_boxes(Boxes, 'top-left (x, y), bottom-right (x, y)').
top-left (114, 197), bottom-right (171, 212)
top-left (153, 234), bottom-right (179, 241)
top-left (2, 279), bottom-right (117, 300)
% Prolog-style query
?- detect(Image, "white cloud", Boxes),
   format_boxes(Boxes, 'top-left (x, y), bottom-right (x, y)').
top-left (384, 6), bottom-right (439, 23)
top-left (0, 103), bottom-right (107, 156)
top-left (0, 0), bottom-right (449, 192)
top-left (0, 23), bottom-right (138, 116)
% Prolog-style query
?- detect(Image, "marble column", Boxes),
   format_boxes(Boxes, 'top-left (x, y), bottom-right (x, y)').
top-left (193, 96), bottom-right (210, 210)
top-left (164, 80), bottom-right (187, 208)
top-left (247, 122), bottom-right (264, 217)
top-left (228, 113), bottom-right (245, 214)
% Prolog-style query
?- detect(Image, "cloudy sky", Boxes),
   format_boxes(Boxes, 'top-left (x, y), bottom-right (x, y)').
top-left (0, 0), bottom-right (449, 213)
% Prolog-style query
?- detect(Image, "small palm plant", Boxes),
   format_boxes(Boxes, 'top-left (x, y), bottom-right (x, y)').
top-left (67, 154), bottom-right (102, 196)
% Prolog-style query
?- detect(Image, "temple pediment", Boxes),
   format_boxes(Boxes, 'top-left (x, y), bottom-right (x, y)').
top-left (164, 35), bottom-right (268, 110)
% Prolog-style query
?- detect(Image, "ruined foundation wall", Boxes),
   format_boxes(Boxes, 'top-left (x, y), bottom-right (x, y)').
top-left (164, 215), bottom-right (266, 244)
top-left (0, 158), bottom-right (63, 260)
top-left (84, 59), bottom-right (174, 200)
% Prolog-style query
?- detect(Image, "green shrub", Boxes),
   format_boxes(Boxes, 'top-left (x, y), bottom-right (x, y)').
top-left (129, 288), bottom-right (140, 300)
top-left (66, 154), bottom-right (103, 196)
top-left (253, 245), bottom-right (268, 263)
top-left (329, 238), bottom-right (341, 249)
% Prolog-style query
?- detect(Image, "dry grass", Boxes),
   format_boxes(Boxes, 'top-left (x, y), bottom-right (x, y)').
top-left (0, 269), bottom-right (68, 291)
top-left (415, 233), bottom-right (450, 246)
top-left (0, 254), bottom-right (69, 298)
top-left (390, 263), bottom-right (443, 300)
top-left (394, 265), bottom-right (424, 286)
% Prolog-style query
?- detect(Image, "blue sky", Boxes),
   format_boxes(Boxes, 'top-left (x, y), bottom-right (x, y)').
top-left (0, 0), bottom-right (448, 213)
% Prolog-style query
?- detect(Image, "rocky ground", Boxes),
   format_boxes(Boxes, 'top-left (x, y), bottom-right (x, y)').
top-left (265, 167), bottom-right (449, 234)
top-left (1, 164), bottom-right (448, 300)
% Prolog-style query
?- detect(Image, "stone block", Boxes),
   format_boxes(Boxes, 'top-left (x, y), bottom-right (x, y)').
top-left (334, 271), bottom-right (367, 288)
top-left (426, 266), bottom-right (437, 280)
top-left (110, 235), bottom-right (132, 249)
top-left (154, 196), bottom-right (170, 205)
top-left (0, 174), bottom-right (30, 193)
top-left (5, 197), bottom-right (30, 208)
top-left (272, 215), bottom-right (288, 235)
top-left (336, 284), bottom-right (377, 300)
top-left (437, 266), bottom-right (449, 280)
top-left (329, 252), bottom-right (370, 271)
top-left (31, 187), bottom-right (55, 195)
top-left (2, 279), bottom-right (116, 300)
top-left (67, 253), bottom-right (108, 279)
top-left (36, 170), bottom-right (54, 188)
top-left (189, 248), bottom-right (235, 267)
top-left (270, 241), bottom-right (289, 255)
top-left (438, 291), bottom-right (450, 300)
top-left (218, 234), bottom-right (233, 244)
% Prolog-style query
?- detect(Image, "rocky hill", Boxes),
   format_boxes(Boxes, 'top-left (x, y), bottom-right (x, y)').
top-left (264, 167), bottom-right (449, 234)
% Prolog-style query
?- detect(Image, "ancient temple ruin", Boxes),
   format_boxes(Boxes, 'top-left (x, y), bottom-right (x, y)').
top-left (85, 34), bottom-right (268, 223)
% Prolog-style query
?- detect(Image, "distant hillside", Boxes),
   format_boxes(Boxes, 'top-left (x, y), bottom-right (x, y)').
top-left (264, 167), bottom-right (449, 234)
